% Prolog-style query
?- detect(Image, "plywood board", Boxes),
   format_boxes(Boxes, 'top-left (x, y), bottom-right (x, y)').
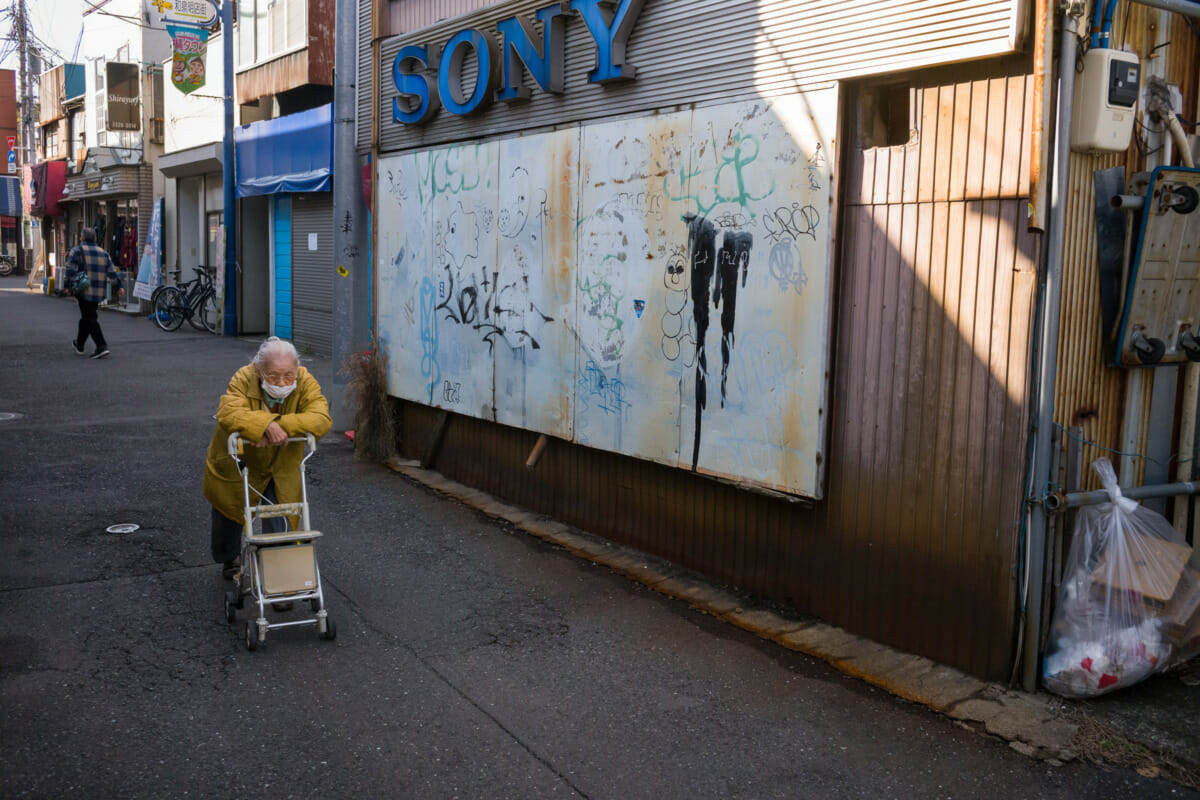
top-left (375, 89), bottom-right (837, 497)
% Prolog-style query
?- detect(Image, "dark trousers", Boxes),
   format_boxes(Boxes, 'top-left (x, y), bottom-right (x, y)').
top-left (75, 297), bottom-right (107, 351)
top-left (211, 482), bottom-right (287, 563)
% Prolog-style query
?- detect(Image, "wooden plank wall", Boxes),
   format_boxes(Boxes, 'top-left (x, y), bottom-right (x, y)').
top-left (392, 54), bottom-right (1040, 680)
top-left (834, 55), bottom-right (1039, 673)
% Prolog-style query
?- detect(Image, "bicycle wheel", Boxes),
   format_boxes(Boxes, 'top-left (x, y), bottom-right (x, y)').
top-left (152, 286), bottom-right (185, 331)
top-left (197, 290), bottom-right (218, 333)
top-left (0, 257), bottom-right (13, 277)
top-left (187, 289), bottom-right (214, 332)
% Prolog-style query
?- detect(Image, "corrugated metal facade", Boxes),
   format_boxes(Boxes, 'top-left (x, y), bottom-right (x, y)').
top-left (357, 0), bottom-right (501, 152)
top-left (290, 192), bottom-right (334, 355)
top-left (391, 53), bottom-right (1040, 680)
top-left (1054, 5), bottom-right (1200, 492)
top-left (367, 0), bottom-right (1025, 153)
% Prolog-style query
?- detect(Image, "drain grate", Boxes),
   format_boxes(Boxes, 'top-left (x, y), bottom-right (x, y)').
top-left (105, 523), bottom-right (141, 534)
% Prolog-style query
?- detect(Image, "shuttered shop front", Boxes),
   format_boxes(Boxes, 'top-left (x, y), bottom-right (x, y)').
top-left (289, 192), bottom-right (333, 356)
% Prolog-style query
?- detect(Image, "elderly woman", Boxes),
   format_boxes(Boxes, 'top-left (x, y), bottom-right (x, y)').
top-left (204, 337), bottom-right (332, 579)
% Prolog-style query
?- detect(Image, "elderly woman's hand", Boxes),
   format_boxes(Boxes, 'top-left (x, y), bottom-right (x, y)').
top-left (249, 421), bottom-right (289, 447)
top-left (263, 420), bottom-right (288, 446)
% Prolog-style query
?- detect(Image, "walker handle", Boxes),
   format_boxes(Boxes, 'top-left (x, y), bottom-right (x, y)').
top-left (226, 432), bottom-right (318, 460)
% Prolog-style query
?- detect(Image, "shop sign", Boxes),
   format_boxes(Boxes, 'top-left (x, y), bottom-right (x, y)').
top-left (391, 0), bottom-right (644, 126)
top-left (86, 179), bottom-right (102, 190)
top-left (167, 25), bottom-right (209, 95)
top-left (145, 0), bottom-right (217, 28)
top-left (106, 63), bottom-right (141, 132)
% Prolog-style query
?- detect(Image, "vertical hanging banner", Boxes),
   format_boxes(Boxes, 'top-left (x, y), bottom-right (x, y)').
top-left (106, 63), bottom-right (141, 131)
top-left (133, 198), bottom-right (164, 300)
top-left (167, 25), bottom-right (209, 95)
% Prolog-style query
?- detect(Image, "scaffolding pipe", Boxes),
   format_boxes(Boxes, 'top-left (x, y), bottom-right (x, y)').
top-left (1127, 0), bottom-right (1200, 18)
top-left (1048, 481), bottom-right (1200, 511)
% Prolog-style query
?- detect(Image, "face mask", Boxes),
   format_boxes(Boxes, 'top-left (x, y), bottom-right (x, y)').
top-left (261, 380), bottom-right (296, 401)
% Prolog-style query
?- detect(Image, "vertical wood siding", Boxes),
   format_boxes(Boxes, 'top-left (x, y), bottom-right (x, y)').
top-left (392, 54), bottom-right (1040, 680)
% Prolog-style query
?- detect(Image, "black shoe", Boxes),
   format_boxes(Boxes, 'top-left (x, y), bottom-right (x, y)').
top-left (91, 349), bottom-right (111, 359)
top-left (71, 340), bottom-right (85, 356)
top-left (222, 559), bottom-right (240, 580)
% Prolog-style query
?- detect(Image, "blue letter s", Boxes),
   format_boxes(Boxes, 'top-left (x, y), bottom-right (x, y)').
top-left (393, 44), bottom-right (440, 125)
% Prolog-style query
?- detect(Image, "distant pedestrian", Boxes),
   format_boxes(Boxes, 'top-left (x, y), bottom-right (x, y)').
top-left (65, 227), bottom-right (124, 359)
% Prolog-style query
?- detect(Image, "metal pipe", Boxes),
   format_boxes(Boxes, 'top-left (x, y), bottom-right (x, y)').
top-left (221, 0), bottom-right (237, 337)
top-left (1022, 6), bottom-right (1084, 693)
top-left (1111, 194), bottom-right (1145, 210)
top-left (1127, 0), bottom-right (1200, 17)
top-left (1048, 481), bottom-right (1200, 511)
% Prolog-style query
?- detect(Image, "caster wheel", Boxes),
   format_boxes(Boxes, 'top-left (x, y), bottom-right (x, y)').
top-left (245, 620), bottom-right (258, 651)
top-left (224, 592), bottom-right (237, 624)
top-left (322, 616), bottom-right (337, 641)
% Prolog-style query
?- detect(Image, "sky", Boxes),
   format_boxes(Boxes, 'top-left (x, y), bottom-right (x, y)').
top-left (1, 0), bottom-right (175, 73)
top-left (1, 0), bottom-right (91, 71)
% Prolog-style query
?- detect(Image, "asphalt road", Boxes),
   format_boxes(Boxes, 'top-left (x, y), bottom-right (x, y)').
top-left (0, 276), bottom-right (1193, 799)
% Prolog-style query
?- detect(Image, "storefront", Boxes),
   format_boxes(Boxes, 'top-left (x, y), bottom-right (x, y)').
top-left (29, 160), bottom-right (67, 286)
top-left (235, 103), bottom-right (333, 352)
top-left (0, 175), bottom-right (19, 264)
top-left (361, 0), bottom-right (1057, 682)
top-left (158, 141), bottom-right (223, 296)
top-left (63, 159), bottom-right (153, 308)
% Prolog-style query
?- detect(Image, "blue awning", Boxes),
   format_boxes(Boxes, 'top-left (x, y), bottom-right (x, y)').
top-left (234, 104), bottom-right (332, 198)
top-left (0, 176), bottom-right (20, 217)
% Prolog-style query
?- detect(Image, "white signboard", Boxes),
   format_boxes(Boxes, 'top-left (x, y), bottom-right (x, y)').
top-left (145, 0), bottom-right (217, 28)
top-left (377, 91), bottom-right (836, 497)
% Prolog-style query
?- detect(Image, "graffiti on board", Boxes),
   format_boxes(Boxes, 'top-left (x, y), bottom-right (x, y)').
top-left (376, 92), bottom-right (836, 497)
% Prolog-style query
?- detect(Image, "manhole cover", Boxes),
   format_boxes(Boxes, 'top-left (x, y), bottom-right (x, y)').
top-left (105, 523), bottom-right (141, 534)
top-left (0, 412), bottom-right (23, 421)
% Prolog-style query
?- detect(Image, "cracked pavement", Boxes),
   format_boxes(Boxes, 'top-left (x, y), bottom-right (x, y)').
top-left (1, 277), bottom-right (1193, 798)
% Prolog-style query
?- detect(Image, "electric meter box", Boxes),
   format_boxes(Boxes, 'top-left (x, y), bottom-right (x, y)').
top-left (1070, 48), bottom-right (1141, 153)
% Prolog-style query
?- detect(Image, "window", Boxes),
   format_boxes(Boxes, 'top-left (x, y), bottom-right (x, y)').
top-left (860, 84), bottom-right (916, 149)
top-left (236, 0), bottom-right (307, 69)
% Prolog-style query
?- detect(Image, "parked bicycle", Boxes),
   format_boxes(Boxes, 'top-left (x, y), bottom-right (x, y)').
top-left (152, 265), bottom-right (218, 333)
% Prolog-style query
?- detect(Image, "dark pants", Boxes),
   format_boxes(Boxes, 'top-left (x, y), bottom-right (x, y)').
top-left (211, 482), bottom-right (287, 563)
top-left (75, 297), bottom-right (107, 351)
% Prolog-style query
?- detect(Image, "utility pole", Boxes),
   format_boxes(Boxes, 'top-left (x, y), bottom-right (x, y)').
top-left (15, 0), bottom-right (32, 274)
top-left (330, 0), bottom-right (370, 429)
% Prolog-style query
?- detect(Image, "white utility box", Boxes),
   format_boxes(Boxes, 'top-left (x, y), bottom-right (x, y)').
top-left (1070, 48), bottom-right (1141, 153)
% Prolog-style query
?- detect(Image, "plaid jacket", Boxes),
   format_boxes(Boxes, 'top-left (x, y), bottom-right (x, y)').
top-left (65, 242), bottom-right (123, 303)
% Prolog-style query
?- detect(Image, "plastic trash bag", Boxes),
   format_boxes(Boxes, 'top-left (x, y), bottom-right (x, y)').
top-left (1043, 458), bottom-right (1200, 698)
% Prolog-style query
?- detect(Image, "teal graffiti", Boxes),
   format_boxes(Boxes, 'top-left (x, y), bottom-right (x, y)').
top-left (664, 132), bottom-right (773, 217)
top-left (414, 143), bottom-right (488, 205)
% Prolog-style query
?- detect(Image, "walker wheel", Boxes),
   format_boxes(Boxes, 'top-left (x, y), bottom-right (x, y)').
top-left (245, 620), bottom-right (258, 651)
top-left (322, 616), bottom-right (337, 641)
top-left (224, 593), bottom-right (237, 624)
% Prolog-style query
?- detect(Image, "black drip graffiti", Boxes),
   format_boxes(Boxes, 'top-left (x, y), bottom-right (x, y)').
top-left (684, 214), bottom-right (753, 471)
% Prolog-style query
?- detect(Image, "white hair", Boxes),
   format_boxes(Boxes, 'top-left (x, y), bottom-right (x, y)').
top-left (252, 337), bottom-right (300, 369)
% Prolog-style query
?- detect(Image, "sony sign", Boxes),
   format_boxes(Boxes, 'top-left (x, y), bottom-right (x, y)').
top-left (392, 0), bottom-right (645, 125)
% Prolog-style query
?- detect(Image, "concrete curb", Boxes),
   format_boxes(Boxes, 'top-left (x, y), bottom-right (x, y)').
top-left (384, 458), bottom-right (1080, 763)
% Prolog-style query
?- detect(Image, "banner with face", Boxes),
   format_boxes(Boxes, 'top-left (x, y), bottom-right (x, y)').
top-left (167, 24), bottom-right (209, 95)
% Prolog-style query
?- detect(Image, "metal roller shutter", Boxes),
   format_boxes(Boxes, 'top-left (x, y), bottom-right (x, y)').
top-left (289, 192), bottom-right (334, 356)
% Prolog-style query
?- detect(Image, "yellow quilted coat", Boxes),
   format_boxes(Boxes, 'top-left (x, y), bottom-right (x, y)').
top-left (203, 363), bottom-right (332, 526)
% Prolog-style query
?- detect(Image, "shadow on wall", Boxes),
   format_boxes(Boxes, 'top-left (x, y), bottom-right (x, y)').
top-left (390, 51), bottom-right (1042, 681)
